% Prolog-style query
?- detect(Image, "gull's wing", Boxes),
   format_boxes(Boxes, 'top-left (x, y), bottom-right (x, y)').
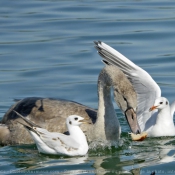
top-left (36, 127), bottom-right (80, 149)
top-left (94, 41), bottom-right (161, 131)
top-left (13, 110), bottom-right (80, 150)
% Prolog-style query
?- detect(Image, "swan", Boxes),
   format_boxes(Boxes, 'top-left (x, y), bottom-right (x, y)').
top-left (0, 65), bottom-right (140, 145)
top-left (14, 110), bottom-right (89, 156)
top-left (94, 41), bottom-right (175, 137)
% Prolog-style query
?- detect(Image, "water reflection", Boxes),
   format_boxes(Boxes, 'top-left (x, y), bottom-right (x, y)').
top-left (0, 136), bottom-right (174, 175)
top-left (88, 137), bottom-right (175, 175)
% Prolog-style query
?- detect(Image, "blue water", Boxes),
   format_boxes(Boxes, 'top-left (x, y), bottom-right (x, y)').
top-left (1, 0), bottom-right (175, 174)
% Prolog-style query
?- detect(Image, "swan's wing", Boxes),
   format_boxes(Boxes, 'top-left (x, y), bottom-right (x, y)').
top-left (36, 128), bottom-right (80, 149)
top-left (94, 41), bottom-right (161, 131)
top-left (170, 101), bottom-right (175, 118)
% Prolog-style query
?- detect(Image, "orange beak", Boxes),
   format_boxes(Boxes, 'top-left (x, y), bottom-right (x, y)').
top-left (149, 105), bottom-right (158, 112)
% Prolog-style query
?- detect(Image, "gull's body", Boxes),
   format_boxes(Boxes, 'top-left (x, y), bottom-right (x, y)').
top-left (0, 65), bottom-right (140, 145)
top-left (94, 41), bottom-right (175, 137)
top-left (14, 111), bottom-right (88, 156)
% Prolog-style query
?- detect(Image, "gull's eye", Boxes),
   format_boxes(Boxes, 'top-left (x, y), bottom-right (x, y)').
top-left (159, 102), bottom-right (163, 104)
top-left (74, 117), bottom-right (78, 121)
top-left (166, 101), bottom-right (168, 105)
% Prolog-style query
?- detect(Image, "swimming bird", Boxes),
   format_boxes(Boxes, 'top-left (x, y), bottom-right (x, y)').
top-left (149, 97), bottom-right (175, 137)
top-left (0, 65), bottom-right (140, 145)
top-left (14, 110), bottom-right (89, 156)
top-left (94, 41), bottom-right (175, 137)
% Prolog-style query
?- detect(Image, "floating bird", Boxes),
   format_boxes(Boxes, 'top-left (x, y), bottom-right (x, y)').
top-left (94, 41), bottom-right (175, 137)
top-left (0, 63), bottom-right (140, 145)
top-left (148, 97), bottom-right (175, 136)
top-left (14, 110), bottom-right (89, 156)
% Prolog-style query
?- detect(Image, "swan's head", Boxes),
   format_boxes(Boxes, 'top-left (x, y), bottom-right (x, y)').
top-left (112, 70), bottom-right (141, 134)
top-left (149, 97), bottom-right (169, 111)
top-left (113, 89), bottom-right (141, 134)
top-left (66, 115), bottom-right (86, 126)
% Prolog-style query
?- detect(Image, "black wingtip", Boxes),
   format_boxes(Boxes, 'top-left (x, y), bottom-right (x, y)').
top-left (94, 45), bottom-right (102, 52)
top-left (14, 111), bottom-right (40, 136)
top-left (94, 40), bottom-right (102, 45)
top-left (94, 41), bottom-right (98, 45)
top-left (22, 124), bottom-right (32, 131)
top-left (102, 60), bottom-right (110, 65)
top-left (13, 110), bottom-right (41, 128)
top-left (13, 110), bottom-right (25, 119)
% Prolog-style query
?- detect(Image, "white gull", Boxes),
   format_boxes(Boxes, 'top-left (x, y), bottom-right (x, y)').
top-left (14, 110), bottom-right (89, 156)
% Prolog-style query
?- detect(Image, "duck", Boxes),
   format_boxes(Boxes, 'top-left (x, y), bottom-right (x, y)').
top-left (13, 110), bottom-right (89, 156)
top-left (94, 41), bottom-right (175, 137)
top-left (0, 64), bottom-right (140, 145)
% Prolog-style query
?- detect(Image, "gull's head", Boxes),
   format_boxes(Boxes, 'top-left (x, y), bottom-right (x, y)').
top-left (149, 97), bottom-right (169, 111)
top-left (66, 115), bottom-right (86, 126)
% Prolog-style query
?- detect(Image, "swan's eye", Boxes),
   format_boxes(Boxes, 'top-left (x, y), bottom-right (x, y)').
top-left (74, 117), bottom-right (78, 120)
top-left (166, 101), bottom-right (168, 105)
top-left (69, 121), bottom-right (72, 125)
top-left (159, 102), bottom-right (163, 104)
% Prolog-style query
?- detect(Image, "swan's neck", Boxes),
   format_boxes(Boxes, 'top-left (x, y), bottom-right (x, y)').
top-left (96, 83), bottom-right (112, 127)
top-left (93, 68), bottom-right (120, 141)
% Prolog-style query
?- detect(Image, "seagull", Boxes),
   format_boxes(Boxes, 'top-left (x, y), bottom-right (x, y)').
top-left (149, 97), bottom-right (175, 137)
top-left (0, 64), bottom-right (140, 145)
top-left (94, 41), bottom-right (175, 137)
top-left (13, 110), bottom-right (89, 156)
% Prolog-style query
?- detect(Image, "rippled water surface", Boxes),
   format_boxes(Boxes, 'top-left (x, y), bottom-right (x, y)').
top-left (1, 0), bottom-right (175, 174)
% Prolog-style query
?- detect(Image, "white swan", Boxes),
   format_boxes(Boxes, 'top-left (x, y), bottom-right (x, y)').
top-left (94, 41), bottom-right (175, 137)
top-left (14, 110), bottom-right (89, 156)
top-left (0, 65), bottom-right (140, 145)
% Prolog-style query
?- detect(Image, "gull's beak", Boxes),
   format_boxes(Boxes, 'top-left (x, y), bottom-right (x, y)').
top-left (125, 107), bottom-right (141, 134)
top-left (79, 119), bottom-right (92, 124)
top-left (149, 105), bottom-right (158, 112)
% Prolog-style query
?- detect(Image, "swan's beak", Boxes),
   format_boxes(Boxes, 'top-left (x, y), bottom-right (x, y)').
top-left (125, 107), bottom-right (141, 134)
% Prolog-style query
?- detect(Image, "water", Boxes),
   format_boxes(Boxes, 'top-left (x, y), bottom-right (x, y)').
top-left (1, 0), bottom-right (175, 174)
